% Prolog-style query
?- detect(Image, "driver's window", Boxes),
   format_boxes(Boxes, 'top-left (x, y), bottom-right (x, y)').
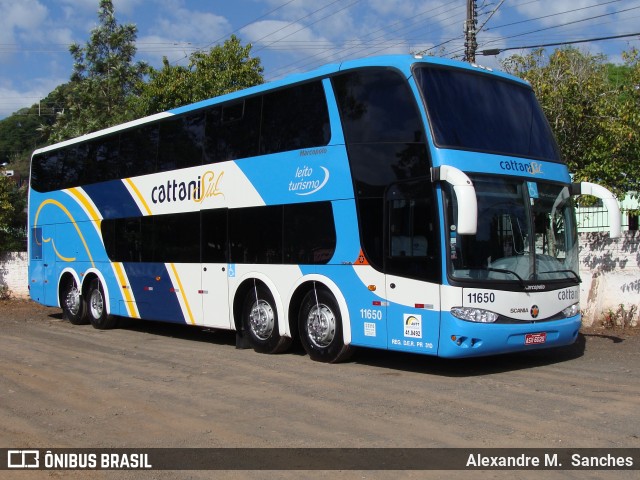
top-left (385, 181), bottom-right (440, 283)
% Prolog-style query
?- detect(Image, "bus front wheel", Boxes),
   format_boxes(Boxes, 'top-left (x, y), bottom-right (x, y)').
top-left (86, 279), bottom-right (117, 330)
top-left (298, 287), bottom-right (352, 363)
top-left (241, 285), bottom-right (291, 354)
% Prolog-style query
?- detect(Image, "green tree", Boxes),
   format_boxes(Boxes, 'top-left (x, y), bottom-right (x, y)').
top-left (0, 85), bottom-right (66, 178)
top-left (502, 48), bottom-right (640, 198)
top-left (0, 176), bottom-right (27, 253)
top-left (134, 35), bottom-right (264, 116)
top-left (0, 109), bottom-right (43, 166)
top-left (47, 0), bottom-right (149, 142)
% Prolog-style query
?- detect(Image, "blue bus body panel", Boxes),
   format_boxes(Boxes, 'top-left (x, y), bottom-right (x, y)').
top-left (432, 149), bottom-right (571, 183)
top-left (122, 263), bottom-right (185, 323)
top-left (234, 146), bottom-right (354, 206)
top-left (386, 302), bottom-right (440, 355)
top-left (438, 313), bottom-right (581, 358)
top-left (83, 180), bottom-right (142, 218)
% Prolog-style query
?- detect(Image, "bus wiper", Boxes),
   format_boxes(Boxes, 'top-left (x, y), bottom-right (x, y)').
top-left (539, 269), bottom-right (581, 282)
top-left (485, 267), bottom-right (526, 287)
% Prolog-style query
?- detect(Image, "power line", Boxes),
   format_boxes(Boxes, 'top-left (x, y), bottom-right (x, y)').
top-left (449, 3), bottom-right (640, 59)
top-left (166, 0), bottom-right (301, 64)
top-left (268, 3), bottom-right (465, 79)
top-left (477, 0), bottom-right (506, 33)
top-left (479, 31), bottom-right (640, 56)
top-left (485, 0), bottom-right (624, 31)
top-left (253, 0), bottom-right (361, 55)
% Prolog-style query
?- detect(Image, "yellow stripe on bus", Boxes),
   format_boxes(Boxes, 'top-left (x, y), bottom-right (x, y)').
top-left (67, 187), bottom-right (102, 224)
top-left (169, 263), bottom-right (196, 325)
top-left (112, 262), bottom-right (140, 318)
top-left (34, 199), bottom-right (95, 268)
top-left (124, 178), bottom-right (153, 216)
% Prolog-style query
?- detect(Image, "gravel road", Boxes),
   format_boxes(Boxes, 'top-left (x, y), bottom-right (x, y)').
top-left (1, 299), bottom-right (638, 480)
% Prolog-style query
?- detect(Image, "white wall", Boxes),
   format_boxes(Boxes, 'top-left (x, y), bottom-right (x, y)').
top-left (0, 252), bottom-right (29, 298)
top-left (579, 231), bottom-right (640, 327)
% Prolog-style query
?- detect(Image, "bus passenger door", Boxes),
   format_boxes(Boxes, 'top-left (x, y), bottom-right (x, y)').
top-left (200, 209), bottom-right (231, 329)
top-left (30, 225), bottom-right (58, 306)
top-left (29, 226), bottom-right (46, 303)
top-left (200, 264), bottom-right (230, 328)
top-left (384, 181), bottom-right (441, 355)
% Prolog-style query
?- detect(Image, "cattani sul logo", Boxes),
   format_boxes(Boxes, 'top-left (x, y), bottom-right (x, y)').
top-left (150, 170), bottom-right (224, 205)
top-left (499, 160), bottom-right (544, 176)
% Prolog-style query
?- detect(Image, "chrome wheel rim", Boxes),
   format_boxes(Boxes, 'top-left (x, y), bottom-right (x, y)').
top-left (249, 299), bottom-right (275, 340)
top-left (65, 284), bottom-right (81, 316)
top-left (307, 303), bottom-right (336, 348)
top-left (89, 288), bottom-right (104, 319)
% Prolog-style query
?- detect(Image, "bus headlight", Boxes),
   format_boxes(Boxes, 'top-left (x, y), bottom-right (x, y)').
top-left (451, 307), bottom-right (498, 323)
top-left (561, 303), bottom-right (580, 318)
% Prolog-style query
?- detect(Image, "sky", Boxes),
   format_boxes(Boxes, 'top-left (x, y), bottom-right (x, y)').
top-left (1, 0), bottom-right (639, 119)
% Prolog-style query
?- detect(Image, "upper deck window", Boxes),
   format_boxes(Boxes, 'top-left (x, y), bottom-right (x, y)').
top-left (414, 66), bottom-right (561, 163)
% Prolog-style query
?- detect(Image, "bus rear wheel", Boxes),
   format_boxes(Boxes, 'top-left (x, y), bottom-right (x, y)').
top-left (86, 279), bottom-right (117, 330)
top-left (61, 277), bottom-right (88, 325)
top-left (298, 287), bottom-right (352, 363)
top-left (241, 284), bottom-right (291, 354)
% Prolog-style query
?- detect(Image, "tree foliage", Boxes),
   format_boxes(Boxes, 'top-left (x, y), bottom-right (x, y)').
top-left (502, 47), bottom-right (640, 198)
top-left (0, 177), bottom-right (27, 252)
top-left (46, 0), bottom-right (149, 142)
top-left (133, 35), bottom-right (264, 116)
top-left (0, 84), bottom-right (68, 179)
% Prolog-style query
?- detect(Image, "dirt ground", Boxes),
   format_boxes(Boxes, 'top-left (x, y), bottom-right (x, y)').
top-left (1, 299), bottom-right (639, 480)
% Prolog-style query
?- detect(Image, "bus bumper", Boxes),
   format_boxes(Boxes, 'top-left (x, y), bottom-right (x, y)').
top-left (437, 313), bottom-right (581, 358)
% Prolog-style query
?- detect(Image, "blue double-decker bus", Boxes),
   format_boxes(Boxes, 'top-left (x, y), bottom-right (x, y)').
top-left (28, 55), bottom-right (620, 362)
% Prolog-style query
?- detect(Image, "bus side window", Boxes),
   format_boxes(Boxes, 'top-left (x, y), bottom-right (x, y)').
top-left (283, 202), bottom-right (336, 264)
top-left (202, 208), bottom-right (228, 263)
top-left (385, 182), bottom-right (439, 283)
top-left (31, 151), bottom-right (62, 192)
top-left (90, 135), bottom-right (120, 184)
top-left (260, 81), bottom-right (330, 155)
top-left (120, 125), bottom-right (159, 178)
top-left (228, 205), bottom-right (283, 264)
top-left (31, 228), bottom-right (43, 260)
top-left (158, 114), bottom-right (204, 172)
top-left (205, 98), bottom-right (261, 163)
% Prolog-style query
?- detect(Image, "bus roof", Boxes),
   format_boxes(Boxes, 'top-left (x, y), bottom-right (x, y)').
top-left (33, 54), bottom-right (527, 156)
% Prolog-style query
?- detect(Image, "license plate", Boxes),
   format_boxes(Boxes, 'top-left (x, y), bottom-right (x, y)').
top-left (525, 332), bottom-right (546, 345)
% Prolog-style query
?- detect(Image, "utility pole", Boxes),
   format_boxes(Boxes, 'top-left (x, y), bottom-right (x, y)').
top-left (464, 0), bottom-right (478, 63)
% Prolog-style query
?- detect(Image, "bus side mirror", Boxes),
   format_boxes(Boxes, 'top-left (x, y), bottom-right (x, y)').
top-left (571, 182), bottom-right (621, 238)
top-left (432, 166), bottom-right (477, 235)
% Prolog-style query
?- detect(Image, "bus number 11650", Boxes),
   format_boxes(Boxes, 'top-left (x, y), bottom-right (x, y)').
top-left (467, 292), bottom-right (495, 304)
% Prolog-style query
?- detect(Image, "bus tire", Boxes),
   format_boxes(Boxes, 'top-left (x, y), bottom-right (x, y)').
top-left (61, 277), bottom-right (88, 325)
top-left (86, 279), bottom-right (117, 330)
top-left (298, 287), bottom-right (353, 363)
top-left (241, 285), bottom-right (291, 354)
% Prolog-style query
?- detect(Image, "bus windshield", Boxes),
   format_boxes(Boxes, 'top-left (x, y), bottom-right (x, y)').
top-left (446, 176), bottom-right (579, 285)
top-left (414, 66), bottom-right (561, 162)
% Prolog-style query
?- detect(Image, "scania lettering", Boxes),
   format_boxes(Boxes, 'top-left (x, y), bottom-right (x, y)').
top-left (28, 55), bottom-right (621, 362)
